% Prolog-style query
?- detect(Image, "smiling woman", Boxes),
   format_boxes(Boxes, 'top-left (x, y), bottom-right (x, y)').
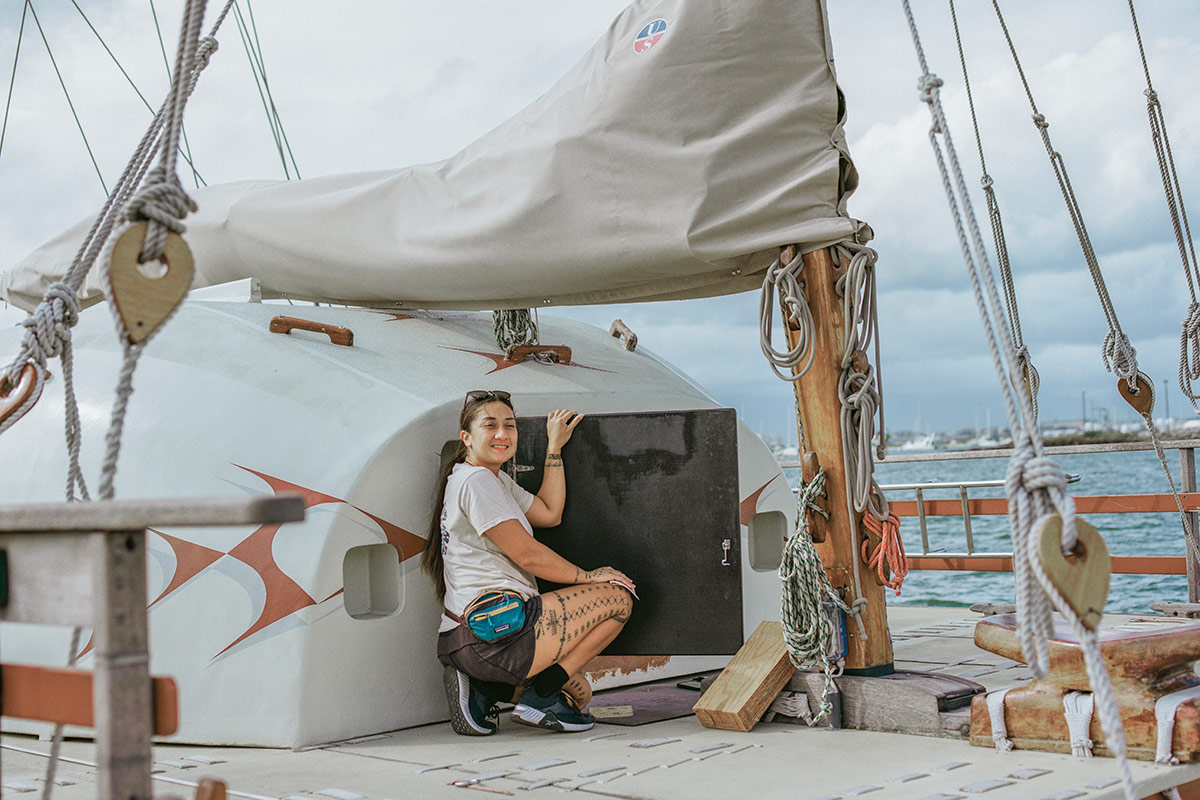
top-left (423, 391), bottom-right (637, 737)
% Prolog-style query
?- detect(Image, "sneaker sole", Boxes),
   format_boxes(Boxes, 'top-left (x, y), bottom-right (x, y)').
top-left (511, 703), bottom-right (595, 733)
top-left (445, 667), bottom-right (495, 736)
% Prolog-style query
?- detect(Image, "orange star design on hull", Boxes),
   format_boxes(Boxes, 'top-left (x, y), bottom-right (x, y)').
top-left (442, 346), bottom-right (612, 375)
top-left (142, 465), bottom-right (425, 660)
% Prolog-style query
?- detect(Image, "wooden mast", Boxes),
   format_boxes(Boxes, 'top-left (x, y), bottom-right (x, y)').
top-left (781, 245), bottom-right (893, 674)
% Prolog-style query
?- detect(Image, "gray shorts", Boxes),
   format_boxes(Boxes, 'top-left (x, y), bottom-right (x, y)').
top-left (437, 594), bottom-right (543, 685)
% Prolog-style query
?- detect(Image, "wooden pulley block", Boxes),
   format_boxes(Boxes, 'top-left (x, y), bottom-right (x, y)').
top-left (1035, 514), bottom-right (1111, 631)
top-left (0, 362), bottom-right (43, 425)
top-left (107, 223), bottom-right (194, 345)
top-left (1117, 371), bottom-right (1155, 418)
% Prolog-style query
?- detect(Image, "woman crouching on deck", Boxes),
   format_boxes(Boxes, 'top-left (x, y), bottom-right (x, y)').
top-left (423, 390), bottom-right (636, 735)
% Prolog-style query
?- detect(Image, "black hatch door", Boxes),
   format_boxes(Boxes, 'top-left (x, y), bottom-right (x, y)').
top-left (514, 409), bottom-right (742, 655)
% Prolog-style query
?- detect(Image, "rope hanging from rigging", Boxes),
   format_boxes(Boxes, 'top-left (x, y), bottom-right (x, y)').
top-left (901, 2), bottom-right (1136, 796)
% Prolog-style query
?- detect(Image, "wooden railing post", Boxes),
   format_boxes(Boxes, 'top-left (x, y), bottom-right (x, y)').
top-left (781, 246), bottom-right (893, 673)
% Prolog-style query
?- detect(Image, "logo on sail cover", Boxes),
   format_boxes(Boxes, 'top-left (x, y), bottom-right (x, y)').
top-left (634, 19), bottom-right (667, 54)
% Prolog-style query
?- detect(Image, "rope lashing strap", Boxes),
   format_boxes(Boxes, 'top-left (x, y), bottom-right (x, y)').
top-left (1154, 684), bottom-right (1200, 764)
top-left (779, 469), bottom-right (853, 726)
top-left (901, 3), bottom-right (1135, 797)
top-left (860, 511), bottom-right (906, 594)
top-left (1063, 691), bottom-right (1096, 758)
top-left (1126, 0), bottom-right (1200, 412)
top-left (986, 688), bottom-right (1014, 751)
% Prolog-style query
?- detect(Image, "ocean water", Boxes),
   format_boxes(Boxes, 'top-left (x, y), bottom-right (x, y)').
top-left (784, 448), bottom-right (1194, 615)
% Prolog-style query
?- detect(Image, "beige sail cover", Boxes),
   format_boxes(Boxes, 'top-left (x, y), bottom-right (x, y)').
top-left (1, 0), bottom-right (867, 312)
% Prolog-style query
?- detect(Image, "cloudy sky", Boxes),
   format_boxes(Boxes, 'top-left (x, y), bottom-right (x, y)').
top-left (1, 0), bottom-right (1197, 441)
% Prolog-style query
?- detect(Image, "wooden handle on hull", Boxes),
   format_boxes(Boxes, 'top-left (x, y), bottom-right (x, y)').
top-left (269, 315), bottom-right (354, 346)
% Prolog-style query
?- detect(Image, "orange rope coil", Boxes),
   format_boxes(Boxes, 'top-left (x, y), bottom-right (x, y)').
top-left (861, 511), bottom-right (907, 594)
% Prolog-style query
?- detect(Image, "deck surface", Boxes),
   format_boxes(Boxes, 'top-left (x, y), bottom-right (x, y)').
top-left (3, 606), bottom-right (1199, 800)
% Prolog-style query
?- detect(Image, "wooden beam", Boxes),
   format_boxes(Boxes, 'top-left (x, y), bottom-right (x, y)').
top-left (783, 247), bottom-right (892, 672)
top-left (693, 621), bottom-right (795, 732)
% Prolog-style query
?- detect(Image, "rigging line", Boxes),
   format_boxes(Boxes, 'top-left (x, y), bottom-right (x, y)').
top-left (148, 0), bottom-right (202, 188)
top-left (990, 0), bottom-right (1136, 384)
top-left (949, 0), bottom-right (1039, 417)
top-left (241, 0), bottom-right (300, 179)
top-left (1127, 0), bottom-right (1200, 411)
top-left (901, 3), bottom-right (1136, 796)
top-left (67, 0), bottom-right (207, 188)
top-left (232, 2), bottom-right (290, 179)
top-left (27, 1), bottom-right (107, 195)
top-left (0, 0), bottom-right (30, 165)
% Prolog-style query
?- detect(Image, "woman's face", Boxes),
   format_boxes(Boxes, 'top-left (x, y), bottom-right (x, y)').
top-left (461, 400), bottom-right (517, 470)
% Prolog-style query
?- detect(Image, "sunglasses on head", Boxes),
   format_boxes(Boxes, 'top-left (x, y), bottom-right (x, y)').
top-left (463, 390), bottom-right (512, 409)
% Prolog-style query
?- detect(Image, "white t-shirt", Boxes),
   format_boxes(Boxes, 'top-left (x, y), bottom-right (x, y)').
top-left (439, 463), bottom-right (539, 633)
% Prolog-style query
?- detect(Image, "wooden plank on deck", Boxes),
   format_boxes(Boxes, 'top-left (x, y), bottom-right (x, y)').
top-left (692, 621), bottom-right (794, 732)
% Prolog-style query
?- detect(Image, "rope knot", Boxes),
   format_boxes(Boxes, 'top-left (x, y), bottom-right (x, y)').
top-left (1032, 113), bottom-right (1049, 130)
top-left (980, 174), bottom-right (994, 191)
top-left (15, 281), bottom-right (82, 368)
top-left (1101, 329), bottom-right (1139, 383)
top-left (125, 168), bottom-right (197, 234)
top-left (195, 36), bottom-right (219, 70)
top-left (1144, 88), bottom-right (1159, 106)
top-left (1015, 455), bottom-right (1068, 495)
top-left (917, 73), bottom-right (943, 102)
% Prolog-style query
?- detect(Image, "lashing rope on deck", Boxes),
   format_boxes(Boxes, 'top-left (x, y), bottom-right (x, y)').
top-left (1063, 691), bottom-right (1096, 758)
top-left (901, 3), bottom-right (1136, 797)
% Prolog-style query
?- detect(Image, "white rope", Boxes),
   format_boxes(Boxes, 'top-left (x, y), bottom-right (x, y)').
top-left (779, 469), bottom-right (851, 725)
top-left (986, 688), bottom-right (1014, 751)
top-left (900, 4), bottom-right (1136, 796)
top-left (1063, 691), bottom-right (1096, 757)
top-left (1154, 684), bottom-right (1200, 764)
top-left (834, 242), bottom-right (889, 519)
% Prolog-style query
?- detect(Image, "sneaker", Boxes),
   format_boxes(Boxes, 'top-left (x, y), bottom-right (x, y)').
top-left (443, 664), bottom-right (498, 736)
top-left (511, 687), bottom-right (595, 732)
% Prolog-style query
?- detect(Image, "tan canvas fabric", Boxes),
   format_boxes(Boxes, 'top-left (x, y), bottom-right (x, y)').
top-left (1, 0), bottom-right (867, 312)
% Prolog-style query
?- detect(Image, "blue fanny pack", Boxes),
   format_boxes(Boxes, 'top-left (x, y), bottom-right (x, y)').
top-left (464, 591), bottom-right (526, 641)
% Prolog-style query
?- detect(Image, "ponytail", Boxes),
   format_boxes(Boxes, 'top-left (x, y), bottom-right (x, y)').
top-left (423, 440), bottom-right (467, 601)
